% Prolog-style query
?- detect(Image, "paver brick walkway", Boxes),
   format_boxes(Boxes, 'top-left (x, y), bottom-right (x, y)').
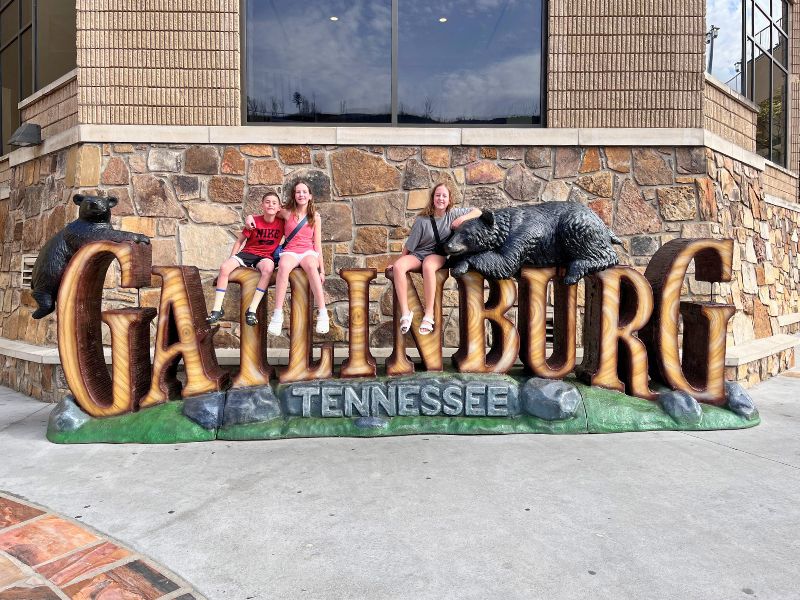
top-left (0, 493), bottom-right (202, 599)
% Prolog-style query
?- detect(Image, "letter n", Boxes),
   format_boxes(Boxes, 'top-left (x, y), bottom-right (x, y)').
top-left (386, 268), bottom-right (447, 375)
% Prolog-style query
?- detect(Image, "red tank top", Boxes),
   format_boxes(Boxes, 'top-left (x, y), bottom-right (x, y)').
top-left (242, 216), bottom-right (284, 257)
top-left (283, 212), bottom-right (316, 252)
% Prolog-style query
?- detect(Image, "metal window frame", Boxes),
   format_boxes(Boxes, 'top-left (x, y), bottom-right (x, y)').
top-left (240, 0), bottom-right (548, 128)
top-left (740, 0), bottom-right (790, 166)
top-left (0, 0), bottom-right (36, 155)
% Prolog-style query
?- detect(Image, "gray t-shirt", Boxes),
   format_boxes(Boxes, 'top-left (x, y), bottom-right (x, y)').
top-left (405, 207), bottom-right (472, 260)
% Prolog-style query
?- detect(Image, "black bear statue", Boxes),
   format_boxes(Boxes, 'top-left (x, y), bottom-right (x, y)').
top-left (30, 194), bottom-right (150, 319)
top-left (443, 201), bottom-right (622, 284)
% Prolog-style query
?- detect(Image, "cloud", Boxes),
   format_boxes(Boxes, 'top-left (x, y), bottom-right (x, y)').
top-left (706, 0), bottom-right (744, 85)
top-left (400, 51), bottom-right (541, 121)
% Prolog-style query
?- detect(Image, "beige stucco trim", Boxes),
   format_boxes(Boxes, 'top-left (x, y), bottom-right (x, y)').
top-left (17, 69), bottom-right (78, 111)
top-left (2, 124), bottom-right (772, 173)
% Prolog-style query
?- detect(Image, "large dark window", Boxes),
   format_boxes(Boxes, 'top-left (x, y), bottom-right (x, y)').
top-left (246, 0), bottom-right (392, 123)
top-left (245, 0), bottom-right (545, 125)
top-left (706, 0), bottom-right (789, 165)
top-left (0, 0), bottom-right (76, 155)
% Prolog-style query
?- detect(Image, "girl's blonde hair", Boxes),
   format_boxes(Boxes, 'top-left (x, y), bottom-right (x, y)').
top-left (285, 180), bottom-right (316, 225)
top-left (420, 181), bottom-right (455, 217)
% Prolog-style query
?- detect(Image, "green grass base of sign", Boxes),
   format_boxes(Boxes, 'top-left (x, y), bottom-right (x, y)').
top-left (48, 382), bottom-right (758, 444)
top-left (47, 401), bottom-right (215, 444)
top-left (575, 382), bottom-right (760, 433)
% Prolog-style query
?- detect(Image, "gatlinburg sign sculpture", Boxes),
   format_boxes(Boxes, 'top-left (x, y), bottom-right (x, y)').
top-left (35, 195), bottom-right (757, 443)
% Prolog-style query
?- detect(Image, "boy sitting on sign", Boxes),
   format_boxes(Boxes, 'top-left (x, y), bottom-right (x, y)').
top-left (207, 191), bottom-right (284, 327)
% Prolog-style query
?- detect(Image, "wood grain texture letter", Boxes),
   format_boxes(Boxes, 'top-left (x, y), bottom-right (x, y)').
top-left (228, 267), bottom-right (274, 388)
top-left (139, 266), bottom-right (229, 408)
top-left (278, 269), bottom-right (334, 383)
top-left (340, 268), bottom-right (378, 378)
top-left (642, 238), bottom-right (735, 405)
top-left (385, 269), bottom-right (447, 376)
top-left (518, 267), bottom-right (577, 378)
top-left (577, 266), bottom-right (656, 400)
top-left (57, 240), bottom-right (152, 417)
top-left (452, 271), bottom-right (519, 374)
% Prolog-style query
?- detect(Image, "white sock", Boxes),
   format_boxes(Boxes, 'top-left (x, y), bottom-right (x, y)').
top-left (248, 288), bottom-right (266, 313)
top-left (272, 309), bottom-right (282, 320)
top-left (212, 288), bottom-right (226, 312)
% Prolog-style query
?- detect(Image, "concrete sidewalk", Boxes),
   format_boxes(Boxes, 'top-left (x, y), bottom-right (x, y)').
top-left (1, 379), bottom-right (799, 600)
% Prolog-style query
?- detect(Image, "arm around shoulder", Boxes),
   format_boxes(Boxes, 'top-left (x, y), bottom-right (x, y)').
top-left (452, 207), bottom-right (482, 228)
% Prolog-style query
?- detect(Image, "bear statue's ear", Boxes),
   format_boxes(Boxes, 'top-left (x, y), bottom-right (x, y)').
top-left (107, 196), bottom-right (118, 208)
top-left (479, 210), bottom-right (494, 227)
top-left (73, 194), bottom-right (85, 205)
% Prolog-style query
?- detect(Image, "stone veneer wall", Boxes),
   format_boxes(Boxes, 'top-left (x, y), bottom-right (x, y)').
top-left (0, 356), bottom-right (63, 403)
top-left (703, 78), bottom-right (757, 152)
top-left (76, 0), bottom-right (239, 125)
top-left (2, 141), bottom-right (795, 353)
top-left (706, 151), bottom-right (800, 348)
top-left (548, 0), bottom-right (705, 127)
top-left (1, 142), bottom-right (800, 398)
top-left (20, 76), bottom-right (79, 141)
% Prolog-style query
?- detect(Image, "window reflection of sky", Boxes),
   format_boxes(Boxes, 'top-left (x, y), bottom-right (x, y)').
top-left (706, 0), bottom-right (742, 87)
top-left (246, 0), bottom-right (542, 124)
top-left (399, 0), bottom-right (541, 123)
top-left (246, 1), bottom-right (392, 121)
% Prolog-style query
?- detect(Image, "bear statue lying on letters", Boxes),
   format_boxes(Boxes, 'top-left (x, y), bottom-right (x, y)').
top-left (31, 194), bottom-right (150, 319)
top-left (443, 201), bottom-right (622, 284)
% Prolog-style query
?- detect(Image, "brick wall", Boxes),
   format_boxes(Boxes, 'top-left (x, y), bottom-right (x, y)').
top-left (548, 0), bottom-right (705, 128)
top-left (20, 75), bottom-right (79, 141)
top-left (703, 78), bottom-right (757, 152)
top-left (791, 1), bottom-right (800, 171)
top-left (76, 0), bottom-right (239, 126)
top-left (762, 164), bottom-right (799, 201)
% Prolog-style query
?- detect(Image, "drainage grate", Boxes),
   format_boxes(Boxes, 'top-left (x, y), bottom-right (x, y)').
top-left (21, 254), bottom-right (37, 288)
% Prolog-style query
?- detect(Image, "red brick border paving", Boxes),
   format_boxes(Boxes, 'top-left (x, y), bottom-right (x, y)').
top-left (0, 492), bottom-right (203, 599)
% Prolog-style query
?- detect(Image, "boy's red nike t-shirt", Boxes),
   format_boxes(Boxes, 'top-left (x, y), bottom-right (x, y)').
top-left (241, 216), bottom-right (284, 257)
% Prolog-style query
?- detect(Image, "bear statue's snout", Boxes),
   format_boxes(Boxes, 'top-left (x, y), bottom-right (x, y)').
top-left (442, 236), bottom-right (468, 256)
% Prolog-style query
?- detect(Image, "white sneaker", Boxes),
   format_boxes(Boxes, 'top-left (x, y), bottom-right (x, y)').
top-left (267, 313), bottom-right (283, 336)
top-left (316, 310), bottom-right (330, 335)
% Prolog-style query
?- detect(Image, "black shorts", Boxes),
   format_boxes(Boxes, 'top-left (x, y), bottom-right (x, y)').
top-left (233, 252), bottom-right (273, 269)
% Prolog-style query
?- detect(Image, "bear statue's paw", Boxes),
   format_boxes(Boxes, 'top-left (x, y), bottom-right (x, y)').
top-left (133, 234), bottom-right (150, 244)
top-left (449, 260), bottom-right (469, 277)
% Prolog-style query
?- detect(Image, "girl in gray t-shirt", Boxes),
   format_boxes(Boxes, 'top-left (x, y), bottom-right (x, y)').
top-left (387, 182), bottom-right (481, 335)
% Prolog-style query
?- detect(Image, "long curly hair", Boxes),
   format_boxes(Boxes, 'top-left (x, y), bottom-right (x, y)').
top-left (420, 181), bottom-right (455, 217)
top-left (284, 180), bottom-right (316, 225)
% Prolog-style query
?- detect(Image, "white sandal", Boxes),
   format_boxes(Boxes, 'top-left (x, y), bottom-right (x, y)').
top-left (419, 316), bottom-right (435, 335)
top-left (399, 312), bottom-right (413, 334)
top-left (316, 310), bottom-right (330, 335)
